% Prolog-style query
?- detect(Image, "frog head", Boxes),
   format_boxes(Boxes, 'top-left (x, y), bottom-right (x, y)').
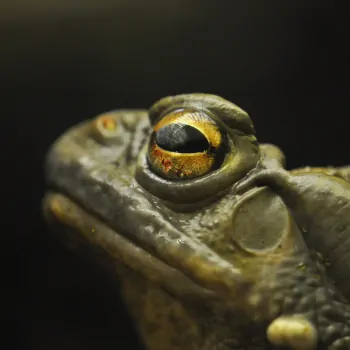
top-left (43, 94), bottom-right (350, 350)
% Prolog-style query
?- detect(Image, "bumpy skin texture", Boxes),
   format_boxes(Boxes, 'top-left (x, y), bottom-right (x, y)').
top-left (43, 94), bottom-right (350, 350)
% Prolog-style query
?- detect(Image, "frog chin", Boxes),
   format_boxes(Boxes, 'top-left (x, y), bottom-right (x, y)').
top-left (43, 191), bottom-right (228, 303)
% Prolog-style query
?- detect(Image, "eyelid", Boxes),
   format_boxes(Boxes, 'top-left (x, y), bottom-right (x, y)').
top-left (154, 109), bottom-right (209, 130)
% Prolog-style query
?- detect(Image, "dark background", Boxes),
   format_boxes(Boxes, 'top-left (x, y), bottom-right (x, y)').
top-left (5, 1), bottom-right (348, 349)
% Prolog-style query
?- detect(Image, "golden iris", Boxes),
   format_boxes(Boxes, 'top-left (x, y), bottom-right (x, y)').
top-left (148, 109), bottom-right (225, 179)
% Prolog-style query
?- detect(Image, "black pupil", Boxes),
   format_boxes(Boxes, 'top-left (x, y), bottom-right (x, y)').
top-left (155, 123), bottom-right (209, 153)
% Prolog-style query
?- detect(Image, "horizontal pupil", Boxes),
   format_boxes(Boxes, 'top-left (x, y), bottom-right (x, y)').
top-left (155, 123), bottom-right (209, 153)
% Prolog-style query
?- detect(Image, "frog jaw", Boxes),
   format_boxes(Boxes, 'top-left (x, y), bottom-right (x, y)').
top-left (44, 191), bottom-right (323, 350)
top-left (43, 191), bottom-right (219, 303)
top-left (43, 190), bottom-right (326, 350)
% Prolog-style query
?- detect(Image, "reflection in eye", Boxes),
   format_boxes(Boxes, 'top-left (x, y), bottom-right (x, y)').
top-left (155, 124), bottom-right (209, 153)
top-left (148, 109), bottom-right (226, 179)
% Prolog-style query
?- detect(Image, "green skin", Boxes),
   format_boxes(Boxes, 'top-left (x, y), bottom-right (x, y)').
top-left (43, 94), bottom-right (350, 350)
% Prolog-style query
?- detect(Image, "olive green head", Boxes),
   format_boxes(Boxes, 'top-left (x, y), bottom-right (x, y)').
top-left (43, 94), bottom-right (313, 317)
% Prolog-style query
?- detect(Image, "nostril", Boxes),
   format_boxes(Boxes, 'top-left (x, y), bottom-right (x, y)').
top-left (91, 112), bottom-right (121, 145)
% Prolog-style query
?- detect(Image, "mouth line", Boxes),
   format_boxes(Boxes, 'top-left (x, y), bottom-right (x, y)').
top-left (43, 190), bottom-right (219, 302)
top-left (45, 134), bottom-right (248, 299)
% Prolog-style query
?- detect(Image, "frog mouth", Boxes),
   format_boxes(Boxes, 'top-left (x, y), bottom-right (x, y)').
top-left (43, 191), bottom-right (238, 302)
top-left (43, 129), bottom-right (251, 305)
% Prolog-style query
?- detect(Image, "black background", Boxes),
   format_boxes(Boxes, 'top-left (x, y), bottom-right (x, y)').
top-left (6, 1), bottom-right (348, 349)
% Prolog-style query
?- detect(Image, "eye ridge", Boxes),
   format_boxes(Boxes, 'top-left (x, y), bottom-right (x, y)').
top-left (155, 123), bottom-right (210, 154)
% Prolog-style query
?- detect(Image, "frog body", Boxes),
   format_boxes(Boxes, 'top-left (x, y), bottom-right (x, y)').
top-left (44, 94), bottom-right (350, 350)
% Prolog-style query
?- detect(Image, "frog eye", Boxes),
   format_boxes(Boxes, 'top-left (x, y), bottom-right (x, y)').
top-left (148, 109), bottom-right (226, 179)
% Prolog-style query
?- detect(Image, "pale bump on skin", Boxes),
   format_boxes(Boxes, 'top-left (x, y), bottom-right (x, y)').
top-left (267, 315), bottom-right (317, 350)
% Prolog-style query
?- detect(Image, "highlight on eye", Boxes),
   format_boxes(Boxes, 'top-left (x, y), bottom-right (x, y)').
top-left (147, 108), bottom-right (226, 179)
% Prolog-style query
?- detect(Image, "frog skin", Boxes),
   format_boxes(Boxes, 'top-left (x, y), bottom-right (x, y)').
top-left (43, 94), bottom-right (350, 350)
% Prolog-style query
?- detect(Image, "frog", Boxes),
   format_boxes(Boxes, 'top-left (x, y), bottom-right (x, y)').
top-left (43, 93), bottom-right (350, 350)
